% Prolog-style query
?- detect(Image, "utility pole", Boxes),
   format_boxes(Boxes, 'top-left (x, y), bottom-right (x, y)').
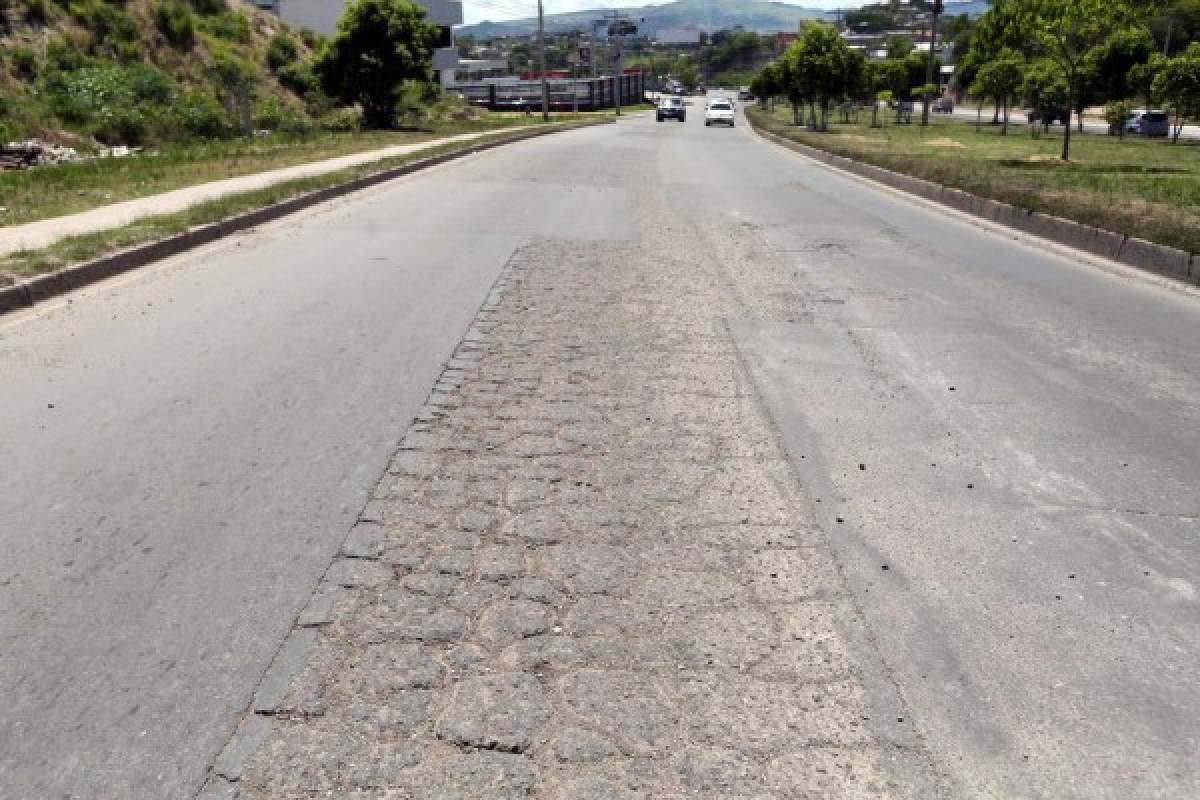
top-left (920, 0), bottom-right (943, 127)
top-left (590, 19), bottom-right (602, 80)
top-left (592, 10), bottom-right (637, 116)
top-left (537, 0), bottom-right (549, 121)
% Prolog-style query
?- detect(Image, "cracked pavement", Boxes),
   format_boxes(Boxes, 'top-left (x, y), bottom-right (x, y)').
top-left (218, 202), bottom-right (940, 797)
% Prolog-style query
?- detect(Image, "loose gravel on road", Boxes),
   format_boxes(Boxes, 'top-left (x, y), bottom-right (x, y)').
top-left (214, 198), bottom-right (943, 797)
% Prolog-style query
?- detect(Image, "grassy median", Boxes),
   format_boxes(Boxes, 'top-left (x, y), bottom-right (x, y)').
top-left (747, 106), bottom-right (1200, 255)
top-left (0, 114), bottom-right (617, 228)
top-left (0, 119), bottom-right (606, 285)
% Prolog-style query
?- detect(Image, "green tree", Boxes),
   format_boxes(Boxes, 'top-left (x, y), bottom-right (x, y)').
top-left (750, 61), bottom-right (782, 110)
top-left (1074, 26), bottom-right (1155, 130)
top-left (966, 0), bottom-right (1033, 121)
top-left (846, 5), bottom-right (898, 33)
top-left (314, 0), bottom-right (439, 128)
top-left (1152, 42), bottom-right (1200, 140)
top-left (784, 23), bottom-right (858, 130)
top-left (1104, 98), bottom-right (1136, 137)
top-left (1021, 59), bottom-right (1070, 136)
top-left (1012, 0), bottom-right (1139, 159)
top-left (972, 51), bottom-right (1024, 133)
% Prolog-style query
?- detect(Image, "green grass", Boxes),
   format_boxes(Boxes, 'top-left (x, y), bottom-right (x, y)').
top-left (0, 115), bottom-right (577, 227)
top-left (0, 119), bottom-right (607, 284)
top-left (747, 106), bottom-right (1200, 255)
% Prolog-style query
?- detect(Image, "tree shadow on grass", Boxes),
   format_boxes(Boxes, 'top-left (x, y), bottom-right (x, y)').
top-left (994, 160), bottom-right (1190, 175)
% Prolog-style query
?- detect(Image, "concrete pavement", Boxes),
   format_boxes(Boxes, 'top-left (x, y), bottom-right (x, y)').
top-left (1, 99), bottom-right (1198, 799)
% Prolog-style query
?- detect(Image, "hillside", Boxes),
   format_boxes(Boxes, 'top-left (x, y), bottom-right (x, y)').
top-left (459, 0), bottom-right (830, 39)
top-left (459, 0), bottom-right (991, 39)
top-left (0, 0), bottom-right (321, 146)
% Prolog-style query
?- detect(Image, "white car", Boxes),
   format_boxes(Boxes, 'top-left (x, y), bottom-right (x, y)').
top-left (705, 99), bottom-right (735, 127)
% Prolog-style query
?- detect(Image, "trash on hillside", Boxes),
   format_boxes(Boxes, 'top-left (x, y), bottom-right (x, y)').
top-left (1, 139), bottom-right (141, 170)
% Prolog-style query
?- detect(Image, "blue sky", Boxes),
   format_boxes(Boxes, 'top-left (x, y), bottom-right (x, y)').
top-left (461, 0), bottom-right (855, 25)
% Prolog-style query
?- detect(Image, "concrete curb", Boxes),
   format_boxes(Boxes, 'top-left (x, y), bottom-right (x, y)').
top-left (746, 115), bottom-right (1198, 287)
top-left (0, 119), bottom-right (611, 317)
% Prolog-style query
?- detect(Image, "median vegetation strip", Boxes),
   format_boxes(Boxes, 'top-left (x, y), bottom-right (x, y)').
top-left (0, 116), bottom-right (585, 227)
top-left (0, 120), bottom-right (604, 285)
top-left (747, 106), bottom-right (1200, 255)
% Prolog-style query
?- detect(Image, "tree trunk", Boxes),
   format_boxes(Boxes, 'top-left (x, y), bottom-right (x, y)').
top-left (1061, 104), bottom-right (1072, 160)
top-left (1002, 96), bottom-right (1008, 135)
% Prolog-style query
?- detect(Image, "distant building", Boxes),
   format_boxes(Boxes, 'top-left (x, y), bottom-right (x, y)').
top-left (455, 58), bottom-right (511, 82)
top-left (252, 0), bottom-right (461, 88)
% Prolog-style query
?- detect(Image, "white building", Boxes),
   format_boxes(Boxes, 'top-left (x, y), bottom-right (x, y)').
top-left (254, 0), bottom-right (462, 88)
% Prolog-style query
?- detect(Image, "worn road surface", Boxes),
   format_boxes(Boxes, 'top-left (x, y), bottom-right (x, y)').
top-left (2, 103), bottom-right (1198, 799)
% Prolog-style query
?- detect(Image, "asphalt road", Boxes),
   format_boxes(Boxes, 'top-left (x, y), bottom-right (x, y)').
top-left (2, 102), bottom-right (1198, 798)
top-left (703, 104), bottom-right (1200, 797)
top-left (0, 132), bottom-right (629, 798)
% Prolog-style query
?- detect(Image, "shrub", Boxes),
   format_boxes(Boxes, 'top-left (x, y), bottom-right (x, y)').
top-left (253, 95), bottom-right (312, 133)
top-left (1104, 99), bottom-right (1135, 138)
top-left (170, 89), bottom-right (230, 137)
top-left (46, 34), bottom-right (88, 71)
top-left (155, 0), bottom-right (195, 49)
top-left (274, 61), bottom-right (314, 95)
top-left (45, 63), bottom-right (176, 126)
top-left (317, 106), bottom-right (362, 132)
top-left (12, 45), bottom-right (40, 79)
top-left (200, 9), bottom-right (250, 42)
top-left (266, 31), bottom-right (298, 70)
top-left (91, 103), bottom-right (152, 144)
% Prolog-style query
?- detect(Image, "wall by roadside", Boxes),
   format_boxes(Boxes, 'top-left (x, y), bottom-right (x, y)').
top-left (0, 120), bottom-right (611, 317)
top-left (746, 114), bottom-right (1198, 288)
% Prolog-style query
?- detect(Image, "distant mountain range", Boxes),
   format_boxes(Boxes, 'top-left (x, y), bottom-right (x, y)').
top-left (457, 0), bottom-right (991, 39)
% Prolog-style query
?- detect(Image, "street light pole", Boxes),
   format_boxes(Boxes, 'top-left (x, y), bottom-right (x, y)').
top-left (921, 0), bottom-right (943, 127)
top-left (538, 0), bottom-right (549, 121)
top-left (591, 20), bottom-right (600, 81)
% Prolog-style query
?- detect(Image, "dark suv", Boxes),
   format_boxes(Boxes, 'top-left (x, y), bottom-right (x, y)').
top-left (657, 96), bottom-right (687, 122)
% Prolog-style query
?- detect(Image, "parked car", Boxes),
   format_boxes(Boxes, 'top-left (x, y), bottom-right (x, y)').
top-left (1120, 109), bottom-right (1170, 137)
top-left (705, 99), bottom-right (735, 127)
top-left (657, 95), bottom-right (687, 123)
top-left (1028, 108), bottom-right (1070, 126)
top-left (738, 90), bottom-right (755, 103)
top-left (933, 96), bottom-right (954, 113)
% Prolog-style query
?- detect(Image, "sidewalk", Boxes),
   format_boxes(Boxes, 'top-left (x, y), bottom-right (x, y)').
top-left (206, 196), bottom-right (940, 797)
top-left (0, 129), bottom-right (502, 257)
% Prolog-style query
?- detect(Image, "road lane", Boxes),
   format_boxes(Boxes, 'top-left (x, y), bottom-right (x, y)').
top-left (0, 124), bottom-right (631, 798)
top-left (704, 107), bottom-right (1200, 797)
